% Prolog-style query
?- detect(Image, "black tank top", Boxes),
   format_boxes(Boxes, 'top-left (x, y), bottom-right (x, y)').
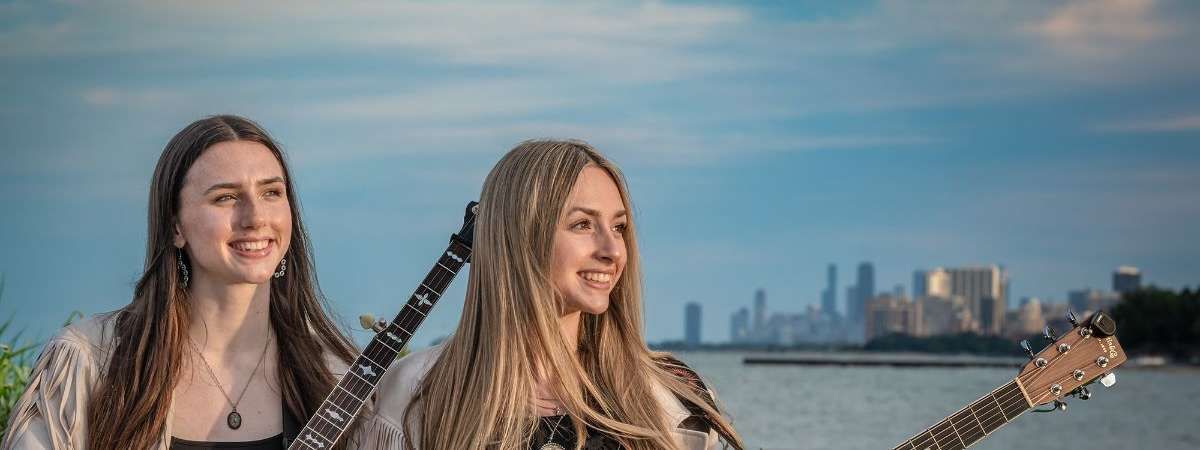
top-left (170, 433), bottom-right (284, 450)
top-left (529, 415), bottom-right (621, 450)
top-left (169, 401), bottom-right (300, 450)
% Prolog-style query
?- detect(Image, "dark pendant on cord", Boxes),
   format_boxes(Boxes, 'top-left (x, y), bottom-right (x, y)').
top-left (228, 411), bottom-right (242, 429)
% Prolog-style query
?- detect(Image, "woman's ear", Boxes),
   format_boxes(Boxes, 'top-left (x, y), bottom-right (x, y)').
top-left (173, 221), bottom-right (186, 249)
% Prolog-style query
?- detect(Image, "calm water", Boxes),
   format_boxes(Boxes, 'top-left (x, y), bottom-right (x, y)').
top-left (675, 351), bottom-right (1200, 450)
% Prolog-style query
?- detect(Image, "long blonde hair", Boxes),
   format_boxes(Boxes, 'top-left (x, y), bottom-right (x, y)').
top-left (405, 140), bottom-right (743, 450)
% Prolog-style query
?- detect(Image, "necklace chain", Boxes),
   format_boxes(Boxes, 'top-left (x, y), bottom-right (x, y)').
top-left (188, 332), bottom-right (272, 417)
top-left (541, 414), bottom-right (568, 450)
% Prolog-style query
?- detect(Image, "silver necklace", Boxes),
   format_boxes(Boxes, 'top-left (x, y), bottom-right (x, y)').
top-left (540, 413), bottom-right (567, 450)
top-left (188, 333), bottom-right (271, 430)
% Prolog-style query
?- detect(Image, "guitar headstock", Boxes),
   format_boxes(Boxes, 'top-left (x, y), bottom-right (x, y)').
top-left (452, 201), bottom-right (480, 249)
top-left (1017, 311), bottom-right (1127, 407)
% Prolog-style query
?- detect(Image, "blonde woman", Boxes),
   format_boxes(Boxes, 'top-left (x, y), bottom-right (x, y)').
top-left (2, 116), bottom-right (363, 450)
top-left (361, 140), bottom-right (743, 450)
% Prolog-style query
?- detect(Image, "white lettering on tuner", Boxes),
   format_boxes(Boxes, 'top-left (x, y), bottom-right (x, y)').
top-left (359, 364), bottom-right (378, 378)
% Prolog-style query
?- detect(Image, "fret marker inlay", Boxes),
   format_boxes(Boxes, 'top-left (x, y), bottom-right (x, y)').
top-left (325, 409), bottom-right (345, 423)
top-left (415, 292), bottom-right (432, 307)
top-left (302, 434), bottom-right (324, 448)
top-left (358, 364), bottom-right (377, 378)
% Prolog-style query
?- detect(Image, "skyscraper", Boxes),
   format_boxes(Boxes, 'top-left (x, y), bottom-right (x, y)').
top-left (730, 307), bottom-right (749, 343)
top-left (685, 302), bottom-right (702, 347)
top-left (821, 264), bottom-right (838, 318)
top-left (945, 265), bottom-right (1007, 335)
top-left (1113, 266), bottom-right (1141, 295)
top-left (849, 262), bottom-right (875, 323)
top-left (913, 270), bottom-right (927, 299)
top-left (753, 289), bottom-right (767, 334)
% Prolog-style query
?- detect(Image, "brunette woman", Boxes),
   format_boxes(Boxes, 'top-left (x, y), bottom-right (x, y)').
top-left (2, 115), bottom-right (363, 450)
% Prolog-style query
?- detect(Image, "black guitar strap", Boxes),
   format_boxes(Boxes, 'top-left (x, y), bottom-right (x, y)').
top-left (281, 399), bottom-right (300, 448)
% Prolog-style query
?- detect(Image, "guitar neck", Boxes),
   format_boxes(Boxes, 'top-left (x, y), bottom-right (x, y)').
top-left (287, 237), bottom-right (472, 450)
top-left (893, 378), bottom-right (1032, 450)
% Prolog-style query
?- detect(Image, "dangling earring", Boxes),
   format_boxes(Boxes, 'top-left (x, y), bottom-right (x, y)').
top-left (177, 250), bottom-right (190, 288)
top-left (274, 257), bottom-right (287, 278)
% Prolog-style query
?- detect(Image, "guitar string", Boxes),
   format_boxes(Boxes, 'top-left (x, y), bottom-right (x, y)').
top-left (293, 238), bottom-right (472, 448)
top-left (908, 354), bottom-right (1077, 450)
top-left (908, 388), bottom-right (1024, 450)
top-left (293, 210), bottom-right (478, 450)
top-left (906, 383), bottom-right (1026, 449)
top-left (906, 331), bottom-right (1094, 450)
top-left (924, 385), bottom-right (1026, 448)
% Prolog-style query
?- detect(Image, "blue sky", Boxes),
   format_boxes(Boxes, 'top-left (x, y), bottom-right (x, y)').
top-left (2, 0), bottom-right (1198, 345)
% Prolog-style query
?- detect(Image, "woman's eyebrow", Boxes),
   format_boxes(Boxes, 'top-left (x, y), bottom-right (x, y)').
top-left (203, 176), bottom-right (285, 194)
top-left (565, 206), bottom-right (628, 218)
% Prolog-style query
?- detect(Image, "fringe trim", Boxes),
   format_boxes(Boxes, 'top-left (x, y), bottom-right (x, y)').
top-left (2, 335), bottom-right (93, 450)
top-left (355, 416), bottom-right (406, 450)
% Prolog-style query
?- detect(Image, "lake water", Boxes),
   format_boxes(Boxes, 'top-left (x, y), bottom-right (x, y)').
top-left (675, 351), bottom-right (1200, 450)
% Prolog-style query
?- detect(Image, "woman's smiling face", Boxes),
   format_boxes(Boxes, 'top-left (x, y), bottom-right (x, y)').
top-left (550, 165), bottom-right (628, 315)
top-left (174, 140), bottom-right (292, 286)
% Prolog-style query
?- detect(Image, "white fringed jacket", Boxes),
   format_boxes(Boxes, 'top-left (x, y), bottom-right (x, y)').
top-left (0, 315), bottom-right (362, 450)
top-left (356, 344), bottom-right (723, 450)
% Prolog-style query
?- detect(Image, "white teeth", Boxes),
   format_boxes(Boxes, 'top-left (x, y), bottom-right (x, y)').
top-left (233, 240), bottom-right (269, 251)
top-left (579, 272), bottom-right (612, 283)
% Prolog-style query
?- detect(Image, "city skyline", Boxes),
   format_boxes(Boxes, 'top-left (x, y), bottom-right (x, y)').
top-left (693, 263), bottom-right (1155, 345)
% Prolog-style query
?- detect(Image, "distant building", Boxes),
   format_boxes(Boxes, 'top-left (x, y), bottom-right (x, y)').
top-left (865, 294), bottom-right (918, 341)
top-left (913, 270), bottom-right (927, 299)
top-left (893, 284), bottom-right (905, 299)
top-left (685, 302), bottom-right (702, 347)
top-left (915, 295), bottom-right (975, 336)
top-left (730, 307), bottom-right (749, 343)
top-left (945, 266), bottom-right (1007, 335)
top-left (916, 268), bottom-right (951, 299)
top-left (1068, 289), bottom-right (1121, 315)
top-left (845, 286), bottom-right (857, 323)
top-left (847, 262), bottom-right (875, 324)
top-left (1004, 297), bottom-right (1045, 339)
top-left (821, 264), bottom-right (838, 319)
top-left (753, 289), bottom-right (767, 335)
top-left (1113, 266), bottom-right (1141, 295)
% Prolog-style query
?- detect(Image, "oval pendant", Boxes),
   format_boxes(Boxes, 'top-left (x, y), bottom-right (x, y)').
top-left (227, 411), bottom-right (242, 429)
top-left (539, 444), bottom-right (565, 450)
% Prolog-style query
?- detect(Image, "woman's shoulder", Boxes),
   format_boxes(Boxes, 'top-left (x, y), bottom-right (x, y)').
top-left (0, 313), bottom-right (116, 449)
top-left (46, 312), bottom-right (119, 362)
top-left (351, 343), bottom-right (445, 449)
top-left (372, 343), bottom-right (446, 418)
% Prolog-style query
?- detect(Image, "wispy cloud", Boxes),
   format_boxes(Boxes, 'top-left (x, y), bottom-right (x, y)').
top-left (1028, 0), bottom-right (1170, 60)
top-left (1094, 114), bottom-right (1200, 132)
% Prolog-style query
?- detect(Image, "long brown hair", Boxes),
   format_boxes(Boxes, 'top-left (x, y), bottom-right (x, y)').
top-left (87, 115), bottom-right (358, 449)
top-left (405, 140), bottom-right (743, 450)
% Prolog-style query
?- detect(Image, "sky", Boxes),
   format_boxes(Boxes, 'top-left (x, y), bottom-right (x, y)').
top-left (1, 0), bottom-right (1198, 346)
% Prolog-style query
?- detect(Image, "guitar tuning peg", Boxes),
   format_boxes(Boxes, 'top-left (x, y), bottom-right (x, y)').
top-left (1054, 400), bottom-right (1067, 411)
top-left (1076, 387), bottom-right (1092, 400)
top-left (359, 314), bottom-right (376, 330)
top-left (1042, 325), bottom-right (1056, 342)
top-left (1020, 340), bottom-right (1036, 358)
top-left (1099, 372), bottom-right (1117, 388)
top-left (358, 314), bottom-right (388, 333)
top-left (1066, 308), bottom-right (1080, 326)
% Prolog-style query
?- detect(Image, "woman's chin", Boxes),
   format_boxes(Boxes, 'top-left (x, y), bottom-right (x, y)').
top-left (579, 300), bottom-right (610, 315)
